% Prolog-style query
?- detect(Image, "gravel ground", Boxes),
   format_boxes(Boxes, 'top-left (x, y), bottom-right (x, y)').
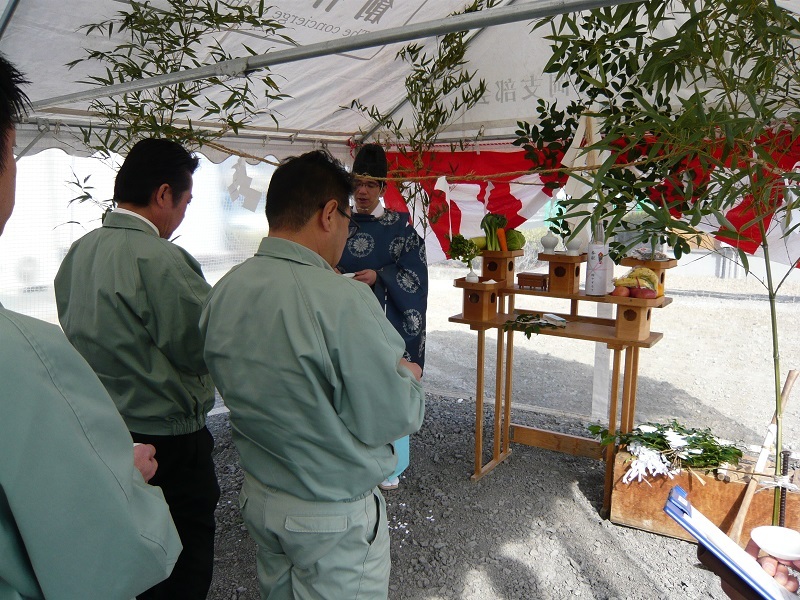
top-left (208, 400), bottom-right (730, 600)
top-left (207, 263), bottom-right (800, 600)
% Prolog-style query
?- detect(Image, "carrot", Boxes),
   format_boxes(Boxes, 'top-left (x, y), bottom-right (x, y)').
top-left (497, 227), bottom-right (508, 251)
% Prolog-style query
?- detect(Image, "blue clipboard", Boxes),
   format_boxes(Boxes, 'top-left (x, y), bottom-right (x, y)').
top-left (664, 486), bottom-right (796, 600)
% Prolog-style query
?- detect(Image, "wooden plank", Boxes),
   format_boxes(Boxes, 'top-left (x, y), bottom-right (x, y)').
top-left (448, 312), bottom-right (664, 348)
top-left (510, 425), bottom-right (603, 459)
top-left (469, 451), bottom-right (512, 482)
top-left (513, 308), bottom-right (615, 327)
top-left (610, 452), bottom-right (800, 545)
top-left (447, 314), bottom-right (494, 332)
top-left (538, 252), bottom-right (587, 263)
top-left (454, 277), bottom-right (505, 291)
top-left (505, 286), bottom-right (672, 309)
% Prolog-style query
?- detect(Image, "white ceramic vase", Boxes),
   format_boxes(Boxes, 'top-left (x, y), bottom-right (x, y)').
top-left (465, 264), bottom-right (480, 282)
top-left (540, 230), bottom-right (559, 253)
top-left (565, 235), bottom-right (583, 256)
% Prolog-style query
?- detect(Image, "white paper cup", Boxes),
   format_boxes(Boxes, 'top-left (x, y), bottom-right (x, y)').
top-left (751, 526), bottom-right (800, 561)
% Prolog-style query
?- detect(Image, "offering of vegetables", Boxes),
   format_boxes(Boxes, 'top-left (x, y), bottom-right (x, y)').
top-left (469, 235), bottom-right (487, 250)
top-left (480, 213), bottom-right (508, 251)
top-left (448, 234), bottom-right (481, 268)
top-left (470, 231), bottom-right (526, 251)
top-left (504, 229), bottom-right (526, 251)
top-left (497, 228), bottom-right (508, 251)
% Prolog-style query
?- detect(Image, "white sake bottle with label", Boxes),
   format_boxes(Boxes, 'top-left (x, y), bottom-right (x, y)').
top-left (586, 221), bottom-right (612, 296)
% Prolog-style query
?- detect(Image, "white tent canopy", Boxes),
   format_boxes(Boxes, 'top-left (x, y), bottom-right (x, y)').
top-left (4, 0), bottom-right (799, 272)
top-left (0, 0), bottom-right (627, 163)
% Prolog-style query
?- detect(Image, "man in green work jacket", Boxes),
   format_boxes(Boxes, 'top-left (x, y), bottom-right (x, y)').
top-left (0, 54), bottom-right (182, 599)
top-left (201, 150), bottom-right (425, 599)
top-left (54, 138), bottom-right (219, 599)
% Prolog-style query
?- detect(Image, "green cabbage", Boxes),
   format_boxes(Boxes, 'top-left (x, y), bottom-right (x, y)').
top-left (505, 229), bottom-right (526, 251)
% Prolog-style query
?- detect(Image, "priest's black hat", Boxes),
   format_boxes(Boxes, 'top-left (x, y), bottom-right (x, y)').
top-left (352, 144), bottom-right (387, 180)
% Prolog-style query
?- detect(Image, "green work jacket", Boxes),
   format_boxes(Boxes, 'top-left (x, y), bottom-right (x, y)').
top-left (54, 211), bottom-right (214, 435)
top-left (201, 238), bottom-right (425, 502)
top-left (0, 303), bottom-right (182, 599)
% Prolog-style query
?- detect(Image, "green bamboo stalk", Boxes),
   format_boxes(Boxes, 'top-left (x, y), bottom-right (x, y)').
top-left (760, 231), bottom-right (783, 524)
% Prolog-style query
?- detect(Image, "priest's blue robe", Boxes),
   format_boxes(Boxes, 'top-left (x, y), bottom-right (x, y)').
top-left (339, 209), bottom-right (428, 368)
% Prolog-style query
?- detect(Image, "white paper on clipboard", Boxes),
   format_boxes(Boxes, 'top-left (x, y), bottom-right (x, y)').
top-left (664, 486), bottom-right (796, 600)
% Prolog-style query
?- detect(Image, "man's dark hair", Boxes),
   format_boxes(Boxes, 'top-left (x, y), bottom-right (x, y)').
top-left (352, 143), bottom-right (387, 182)
top-left (113, 138), bottom-right (199, 207)
top-left (0, 54), bottom-right (30, 173)
top-left (266, 150), bottom-right (353, 230)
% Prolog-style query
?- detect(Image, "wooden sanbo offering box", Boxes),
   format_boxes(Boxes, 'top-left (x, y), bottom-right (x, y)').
top-left (537, 252), bottom-right (586, 295)
top-left (453, 277), bottom-right (506, 322)
top-left (481, 249), bottom-right (524, 287)
top-left (614, 302), bottom-right (653, 342)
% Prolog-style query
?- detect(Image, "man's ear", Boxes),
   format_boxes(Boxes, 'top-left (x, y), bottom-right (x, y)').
top-left (152, 183), bottom-right (171, 208)
top-left (319, 199), bottom-right (338, 233)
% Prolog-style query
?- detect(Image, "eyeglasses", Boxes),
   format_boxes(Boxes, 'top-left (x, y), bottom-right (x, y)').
top-left (353, 179), bottom-right (381, 191)
top-left (336, 206), bottom-right (360, 239)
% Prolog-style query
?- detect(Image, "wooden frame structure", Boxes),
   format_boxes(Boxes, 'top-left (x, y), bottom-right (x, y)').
top-left (450, 253), bottom-right (674, 515)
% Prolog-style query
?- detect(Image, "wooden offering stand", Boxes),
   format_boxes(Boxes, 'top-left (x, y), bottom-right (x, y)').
top-left (481, 249), bottom-right (524, 287)
top-left (452, 250), bottom-right (524, 322)
top-left (453, 277), bottom-right (505, 322)
top-left (538, 251), bottom-right (586, 295)
top-left (450, 250), bottom-right (676, 516)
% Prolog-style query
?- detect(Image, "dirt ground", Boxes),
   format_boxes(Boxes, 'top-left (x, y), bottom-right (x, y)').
top-left (207, 262), bottom-right (800, 599)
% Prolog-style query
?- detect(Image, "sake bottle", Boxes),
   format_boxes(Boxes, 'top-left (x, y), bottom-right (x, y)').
top-left (586, 220), bottom-right (611, 296)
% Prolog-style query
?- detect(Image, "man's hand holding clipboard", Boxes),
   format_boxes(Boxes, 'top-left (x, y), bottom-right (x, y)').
top-left (664, 486), bottom-right (798, 599)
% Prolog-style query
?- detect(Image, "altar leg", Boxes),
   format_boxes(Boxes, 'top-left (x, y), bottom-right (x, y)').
top-left (472, 330), bottom-right (486, 480)
top-left (602, 346), bottom-right (623, 517)
top-left (503, 327), bottom-right (514, 456)
top-left (493, 329), bottom-right (505, 460)
top-left (621, 347), bottom-right (639, 433)
top-left (623, 347), bottom-right (640, 432)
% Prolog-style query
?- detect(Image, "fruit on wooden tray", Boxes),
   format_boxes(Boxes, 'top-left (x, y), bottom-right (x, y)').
top-left (611, 266), bottom-right (662, 297)
top-left (629, 287), bottom-right (658, 299)
top-left (610, 286), bottom-right (631, 297)
top-left (613, 267), bottom-right (658, 289)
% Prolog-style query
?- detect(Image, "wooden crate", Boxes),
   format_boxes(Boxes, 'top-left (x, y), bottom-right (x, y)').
top-left (517, 272), bottom-right (549, 291)
top-left (610, 452), bottom-right (800, 545)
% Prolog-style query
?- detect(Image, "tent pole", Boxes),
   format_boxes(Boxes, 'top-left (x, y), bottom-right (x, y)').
top-left (32, 0), bottom-right (640, 111)
top-left (0, 0), bottom-right (22, 41)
